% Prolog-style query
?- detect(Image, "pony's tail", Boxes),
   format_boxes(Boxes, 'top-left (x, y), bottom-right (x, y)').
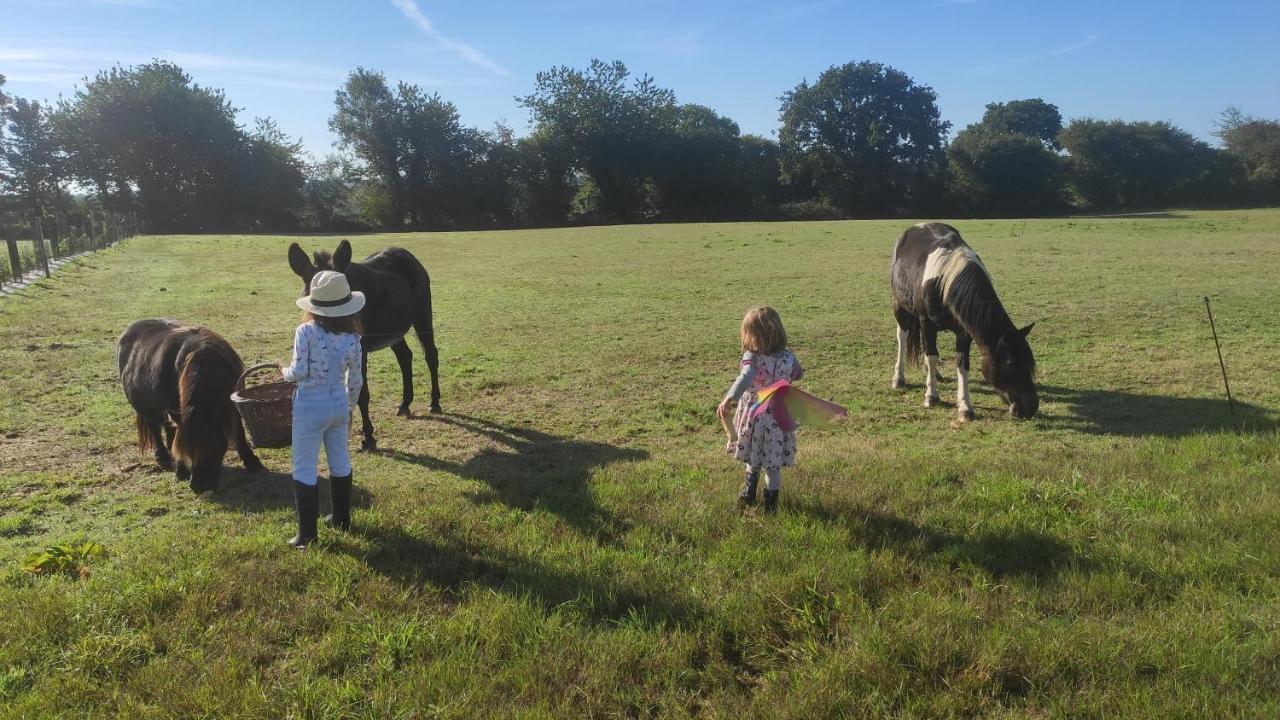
top-left (170, 354), bottom-right (230, 469)
top-left (901, 314), bottom-right (923, 367)
top-left (136, 413), bottom-right (155, 452)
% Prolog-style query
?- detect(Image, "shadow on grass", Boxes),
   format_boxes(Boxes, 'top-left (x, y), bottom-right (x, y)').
top-left (1037, 384), bottom-right (1278, 438)
top-left (798, 502), bottom-right (1081, 580)
top-left (379, 413), bottom-right (647, 543)
top-left (211, 467), bottom-right (373, 514)
top-left (346, 521), bottom-right (706, 629)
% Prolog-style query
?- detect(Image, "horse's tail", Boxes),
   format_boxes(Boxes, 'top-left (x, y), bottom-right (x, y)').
top-left (901, 313), bottom-right (923, 366)
top-left (170, 343), bottom-right (239, 469)
top-left (136, 412), bottom-right (155, 452)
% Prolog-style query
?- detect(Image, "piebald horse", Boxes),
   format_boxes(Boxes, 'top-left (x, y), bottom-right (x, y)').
top-left (890, 223), bottom-right (1038, 420)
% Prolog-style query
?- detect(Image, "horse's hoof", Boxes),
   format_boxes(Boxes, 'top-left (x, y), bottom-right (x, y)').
top-left (396, 407), bottom-right (413, 417)
top-left (156, 457), bottom-right (173, 472)
top-left (924, 395), bottom-right (940, 408)
top-left (429, 404), bottom-right (442, 414)
top-left (360, 439), bottom-right (377, 452)
top-left (890, 378), bottom-right (906, 390)
top-left (957, 408), bottom-right (975, 422)
top-left (176, 465), bottom-right (191, 482)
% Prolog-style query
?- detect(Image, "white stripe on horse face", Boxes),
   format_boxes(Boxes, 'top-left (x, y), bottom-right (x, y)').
top-left (922, 246), bottom-right (991, 302)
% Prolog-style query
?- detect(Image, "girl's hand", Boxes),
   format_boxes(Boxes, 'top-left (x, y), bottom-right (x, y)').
top-left (716, 396), bottom-right (732, 420)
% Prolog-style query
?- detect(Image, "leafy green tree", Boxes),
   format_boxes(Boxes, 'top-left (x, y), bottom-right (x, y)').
top-left (511, 130), bottom-right (575, 227)
top-left (300, 155), bottom-right (367, 230)
top-left (1060, 119), bottom-right (1229, 210)
top-left (654, 104), bottom-right (749, 220)
top-left (779, 61), bottom-right (949, 216)
top-left (520, 60), bottom-right (677, 221)
top-left (1, 97), bottom-right (64, 215)
top-left (739, 134), bottom-right (786, 215)
top-left (1215, 107), bottom-right (1280, 204)
top-left (232, 118), bottom-right (307, 230)
top-left (981, 99), bottom-right (1064, 150)
top-left (948, 100), bottom-right (1066, 215)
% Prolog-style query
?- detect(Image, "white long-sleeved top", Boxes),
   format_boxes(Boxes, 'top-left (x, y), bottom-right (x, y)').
top-left (281, 322), bottom-right (363, 405)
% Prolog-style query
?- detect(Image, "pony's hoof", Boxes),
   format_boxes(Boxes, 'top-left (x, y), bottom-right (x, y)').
top-left (429, 404), bottom-right (442, 414)
top-left (156, 457), bottom-right (173, 472)
top-left (396, 406), bottom-right (413, 417)
top-left (957, 408), bottom-right (975, 422)
top-left (175, 465), bottom-right (191, 482)
top-left (924, 395), bottom-right (941, 408)
top-left (890, 378), bottom-right (906, 390)
top-left (360, 438), bottom-right (377, 452)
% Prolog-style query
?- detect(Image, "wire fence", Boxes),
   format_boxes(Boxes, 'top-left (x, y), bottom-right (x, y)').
top-left (1, 210), bottom-right (139, 289)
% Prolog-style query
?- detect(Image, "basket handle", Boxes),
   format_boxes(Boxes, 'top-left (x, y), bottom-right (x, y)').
top-left (237, 363), bottom-right (285, 393)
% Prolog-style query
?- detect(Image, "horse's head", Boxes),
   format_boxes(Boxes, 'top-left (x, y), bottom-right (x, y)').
top-left (287, 240), bottom-right (353, 294)
top-left (165, 409), bottom-right (229, 494)
top-left (986, 323), bottom-right (1038, 419)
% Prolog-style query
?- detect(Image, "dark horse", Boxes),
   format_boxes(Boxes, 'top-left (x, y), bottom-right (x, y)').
top-left (890, 223), bottom-right (1038, 420)
top-left (288, 240), bottom-right (441, 450)
top-left (117, 319), bottom-right (263, 493)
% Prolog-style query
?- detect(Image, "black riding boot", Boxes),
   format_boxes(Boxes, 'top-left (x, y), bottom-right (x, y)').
top-left (289, 481), bottom-right (319, 548)
top-left (737, 468), bottom-right (760, 509)
top-left (762, 489), bottom-right (779, 515)
top-left (325, 473), bottom-right (352, 531)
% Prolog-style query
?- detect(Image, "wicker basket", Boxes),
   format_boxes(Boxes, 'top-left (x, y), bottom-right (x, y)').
top-left (231, 363), bottom-right (295, 449)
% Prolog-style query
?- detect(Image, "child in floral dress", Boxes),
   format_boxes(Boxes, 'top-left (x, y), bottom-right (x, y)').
top-left (716, 306), bottom-right (803, 513)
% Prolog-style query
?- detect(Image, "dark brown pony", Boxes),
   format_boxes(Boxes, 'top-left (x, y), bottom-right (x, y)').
top-left (890, 223), bottom-right (1038, 420)
top-left (288, 240), bottom-right (441, 451)
top-left (117, 319), bottom-right (263, 492)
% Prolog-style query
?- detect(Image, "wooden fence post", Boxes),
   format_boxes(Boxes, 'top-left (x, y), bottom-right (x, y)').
top-left (31, 215), bottom-right (50, 278)
top-left (5, 237), bottom-right (21, 282)
top-left (47, 213), bottom-right (62, 259)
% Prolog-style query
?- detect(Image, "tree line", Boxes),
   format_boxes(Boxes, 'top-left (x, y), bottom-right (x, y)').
top-left (2, 59), bottom-right (1278, 234)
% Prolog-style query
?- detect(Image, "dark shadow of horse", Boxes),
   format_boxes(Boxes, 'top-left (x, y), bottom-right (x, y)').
top-left (1037, 384), bottom-right (1278, 438)
top-left (378, 414), bottom-right (648, 543)
top-left (336, 521), bottom-right (704, 629)
top-left (797, 501), bottom-right (1082, 581)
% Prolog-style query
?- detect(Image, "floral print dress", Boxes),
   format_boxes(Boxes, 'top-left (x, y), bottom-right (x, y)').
top-left (728, 350), bottom-right (802, 469)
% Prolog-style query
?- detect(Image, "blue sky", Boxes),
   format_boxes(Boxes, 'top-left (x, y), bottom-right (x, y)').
top-left (2, 0), bottom-right (1278, 160)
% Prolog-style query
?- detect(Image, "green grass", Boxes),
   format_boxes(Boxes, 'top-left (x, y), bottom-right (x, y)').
top-left (1, 210), bottom-right (1279, 718)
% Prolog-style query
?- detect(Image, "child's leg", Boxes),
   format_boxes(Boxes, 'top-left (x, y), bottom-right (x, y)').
top-left (762, 467), bottom-right (782, 514)
top-left (320, 405), bottom-right (353, 479)
top-left (320, 403), bottom-right (355, 530)
top-left (289, 397), bottom-right (324, 547)
top-left (738, 464), bottom-right (761, 508)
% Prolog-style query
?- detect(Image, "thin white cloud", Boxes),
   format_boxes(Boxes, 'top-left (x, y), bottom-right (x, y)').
top-left (1051, 33), bottom-right (1102, 56)
top-left (389, 0), bottom-right (510, 77)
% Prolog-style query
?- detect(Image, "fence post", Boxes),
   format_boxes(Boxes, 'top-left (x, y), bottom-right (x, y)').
top-left (31, 215), bottom-right (50, 278)
top-left (87, 213), bottom-right (97, 250)
top-left (47, 213), bottom-right (62, 259)
top-left (5, 237), bottom-right (21, 282)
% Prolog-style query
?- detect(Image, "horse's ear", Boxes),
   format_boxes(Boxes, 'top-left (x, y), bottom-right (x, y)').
top-left (333, 240), bottom-right (353, 272)
top-left (1019, 322), bottom-right (1035, 337)
top-left (287, 243), bottom-right (312, 277)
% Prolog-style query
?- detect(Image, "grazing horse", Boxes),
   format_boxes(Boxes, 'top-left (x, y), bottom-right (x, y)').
top-left (890, 223), bottom-right (1038, 420)
top-left (117, 319), bottom-right (263, 493)
top-left (287, 240), bottom-right (441, 451)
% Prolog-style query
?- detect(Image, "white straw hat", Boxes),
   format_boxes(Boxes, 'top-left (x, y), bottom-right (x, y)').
top-left (296, 270), bottom-right (366, 317)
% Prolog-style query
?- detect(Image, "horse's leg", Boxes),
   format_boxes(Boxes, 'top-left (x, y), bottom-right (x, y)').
top-left (234, 418), bottom-right (264, 471)
top-left (923, 324), bottom-right (941, 408)
top-left (891, 307), bottom-right (912, 390)
top-left (358, 348), bottom-right (376, 451)
top-left (150, 420), bottom-right (172, 471)
top-left (955, 333), bottom-right (975, 421)
top-left (414, 314), bottom-right (442, 413)
top-left (390, 339), bottom-right (414, 416)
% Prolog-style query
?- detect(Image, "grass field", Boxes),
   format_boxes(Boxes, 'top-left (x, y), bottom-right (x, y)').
top-left (1, 210), bottom-right (1278, 718)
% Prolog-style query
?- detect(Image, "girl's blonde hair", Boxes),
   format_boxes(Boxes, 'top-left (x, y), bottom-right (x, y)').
top-left (740, 305), bottom-right (787, 354)
top-left (302, 311), bottom-right (362, 335)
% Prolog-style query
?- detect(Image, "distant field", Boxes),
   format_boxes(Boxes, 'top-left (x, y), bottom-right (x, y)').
top-left (1, 210), bottom-right (1278, 717)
